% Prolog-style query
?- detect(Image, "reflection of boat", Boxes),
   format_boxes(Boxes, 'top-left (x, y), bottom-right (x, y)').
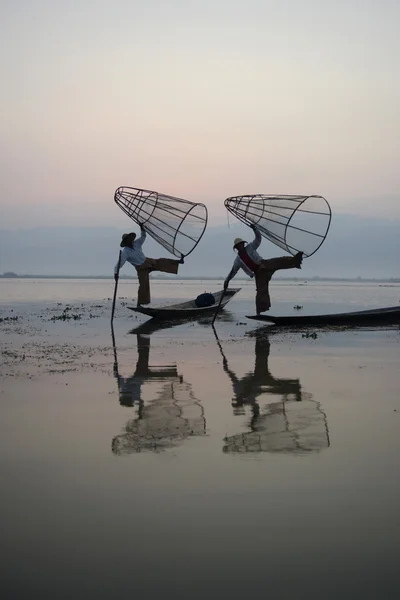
top-left (246, 306), bottom-right (400, 327)
top-left (127, 288), bottom-right (241, 320)
top-left (128, 319), bottom-right (183, 336)
top-left (128, 311), bottom-right (235, 336)
top-left (214, 329), bottom-right (330, 454)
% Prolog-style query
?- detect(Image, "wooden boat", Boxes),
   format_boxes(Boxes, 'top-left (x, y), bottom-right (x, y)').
top-left (246, 306), bottom-right (400, 326)
top-left (127, 288), bottom-right (241, 320)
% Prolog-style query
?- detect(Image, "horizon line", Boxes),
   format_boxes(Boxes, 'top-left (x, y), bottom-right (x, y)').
top-left (1, 275), bottom-right (400, 283)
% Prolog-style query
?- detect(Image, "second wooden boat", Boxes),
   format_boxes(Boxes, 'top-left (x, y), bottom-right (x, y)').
top-left (246, 306), bottom-right (400, 326)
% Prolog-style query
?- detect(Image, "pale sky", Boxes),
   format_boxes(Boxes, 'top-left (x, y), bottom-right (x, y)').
top-left (1, 0), bottom-right (399, 229)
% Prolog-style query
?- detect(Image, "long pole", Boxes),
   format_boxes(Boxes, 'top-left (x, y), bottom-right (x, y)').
top-left (211, 323), bottom-right (225, 358)
top-left (111, 251), bottom-right (122, 324)
top-left (211, 287), bottom-right (227, 326)
top-left (111, 323), bottom-right (119, 380)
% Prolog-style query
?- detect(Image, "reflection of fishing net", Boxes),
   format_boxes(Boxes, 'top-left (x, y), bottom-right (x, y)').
top-left (112, 381), bottom-right (206, 455)
top-left (115, 186), bottom-right (208, 258)
top-left (225, 195), bottom-right (331, 257)
top-left (223, 398), bottom-right (330, 454)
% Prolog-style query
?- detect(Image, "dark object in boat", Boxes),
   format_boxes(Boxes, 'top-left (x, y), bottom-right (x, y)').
top-left (194, 293), bottom-right (216, 308)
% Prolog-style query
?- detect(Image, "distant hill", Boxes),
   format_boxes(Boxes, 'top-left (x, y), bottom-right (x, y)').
top-left (0, 214), bottom-right (399, 278)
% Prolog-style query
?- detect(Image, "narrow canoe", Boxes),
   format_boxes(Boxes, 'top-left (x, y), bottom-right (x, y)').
top-left (246, 306), bottom-right (400, 326)
top-left (127, 288), bottom-right (241, 320)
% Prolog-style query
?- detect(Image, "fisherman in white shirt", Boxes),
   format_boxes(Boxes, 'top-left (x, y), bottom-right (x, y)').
top-left (224, 224), bottom-right (303, 314)
top-left (115, 224), bottom-right (183, 306)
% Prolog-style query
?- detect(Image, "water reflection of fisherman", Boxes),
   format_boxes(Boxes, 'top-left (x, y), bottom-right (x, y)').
top-left (113, 334), bottom-right (179, 409)
top-left (112, 379), bottom-right (206, 455)
top-left (220, 332), bottom-right (302, 413)
top-left (112, 328), bottom-right (206, 455)
top-left (216, 330), bottom-right (330, 453)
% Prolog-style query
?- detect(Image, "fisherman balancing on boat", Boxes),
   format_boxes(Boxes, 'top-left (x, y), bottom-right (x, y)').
top-left (114, 225), bottom-right (184, 306)
top-left (223, 225), bottom-right (303, 314)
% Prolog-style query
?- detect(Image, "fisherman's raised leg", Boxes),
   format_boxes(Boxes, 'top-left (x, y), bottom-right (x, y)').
top-left (153, 258), bottom-right (180, 274)
top-left (261, 252), bottom-right (303, 271)
top-left (141, 257), bottom-right (181, 275)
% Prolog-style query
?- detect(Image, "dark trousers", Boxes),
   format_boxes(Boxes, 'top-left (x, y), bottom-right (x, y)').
top-left (135, 258), bottom-right (180, 304)
top-left (254, 255), bottom-right (301, 313)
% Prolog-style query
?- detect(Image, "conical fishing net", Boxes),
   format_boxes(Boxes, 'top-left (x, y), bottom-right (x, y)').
top-left (225, 195), bottom-right (331, 257)
top-left (115, 186), bottom-right (208, 258)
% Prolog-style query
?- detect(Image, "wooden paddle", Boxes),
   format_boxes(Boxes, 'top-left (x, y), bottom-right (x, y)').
top-left (111, 251), bottom-right (122, 324)
top-left (211, 286), bottom-right (227, 326)
top-left (111, 323), bottom-right (119, 379)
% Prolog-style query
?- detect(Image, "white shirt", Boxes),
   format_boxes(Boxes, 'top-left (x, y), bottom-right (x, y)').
top-left (225, 228), bottom-right (262, 283)
top-left (115, 231), bottom-right (147, 273)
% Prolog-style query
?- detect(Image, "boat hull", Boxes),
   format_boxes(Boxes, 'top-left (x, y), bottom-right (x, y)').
top-left (246, 306), bottom-right (400, 326)
top-left (128, 288), bottom-right (241, 320)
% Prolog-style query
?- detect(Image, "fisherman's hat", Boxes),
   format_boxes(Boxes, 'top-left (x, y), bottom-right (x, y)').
top-left (233, 237), bottom-right (246, 249)
top-left (120, 232), bottom-right (136, 247)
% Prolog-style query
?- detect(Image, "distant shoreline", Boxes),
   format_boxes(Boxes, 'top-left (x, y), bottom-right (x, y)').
top-left (1, 274), bottom-right (399, 283)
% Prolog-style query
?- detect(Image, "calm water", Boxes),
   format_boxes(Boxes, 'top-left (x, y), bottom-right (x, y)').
top-left (1, 279), bottom-right (400, 599)
top-left (1, 276), bottom-right (400, 312)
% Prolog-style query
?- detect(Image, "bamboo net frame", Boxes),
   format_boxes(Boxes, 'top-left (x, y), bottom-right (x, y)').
top-left (115, 186), bottom-right (208, 258)
top-left (225, 194), bottom-right (331, 257)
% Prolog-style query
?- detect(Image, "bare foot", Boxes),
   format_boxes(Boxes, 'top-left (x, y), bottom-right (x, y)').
top-left (294, 251), bottom-right (303, 268)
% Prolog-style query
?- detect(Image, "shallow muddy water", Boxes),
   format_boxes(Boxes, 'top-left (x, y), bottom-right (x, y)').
top-left (1, 279), bottom-right (400, 598)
